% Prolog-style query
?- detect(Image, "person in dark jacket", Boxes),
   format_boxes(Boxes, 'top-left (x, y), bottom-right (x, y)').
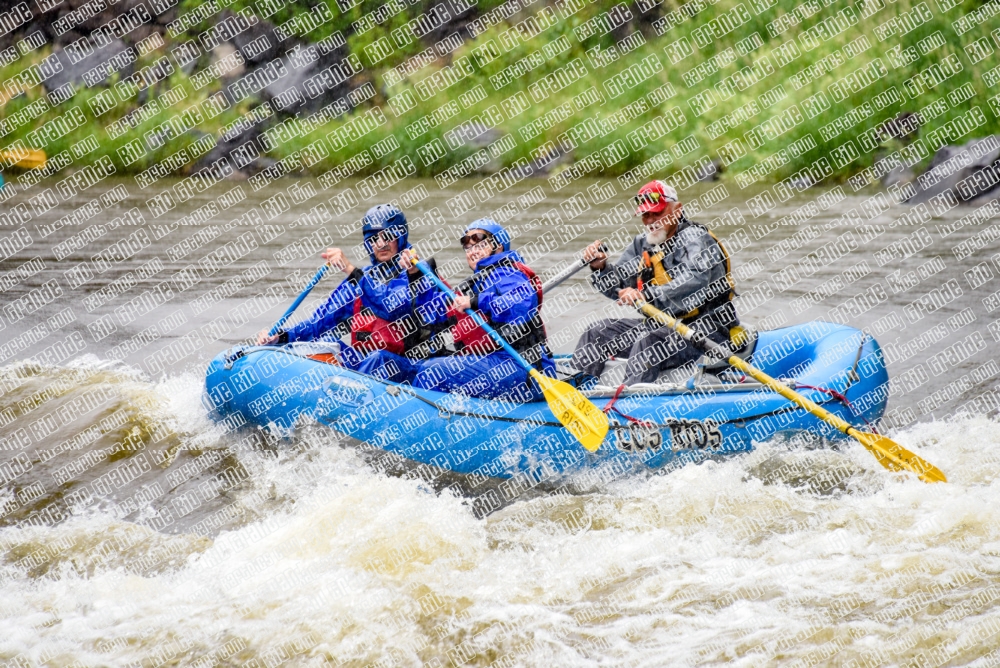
top-left (411, 219), bottom-right (556, 402)
top-left (255, 204), bottom-right (444, 380)
top-left (572, 180), bottom-right (746, 386)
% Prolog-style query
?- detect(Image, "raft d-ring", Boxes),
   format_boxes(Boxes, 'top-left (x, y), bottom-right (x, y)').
top-left (223, 349), bottom-right (245, 370)
top-left (386, 385), bottom-right (400, 396)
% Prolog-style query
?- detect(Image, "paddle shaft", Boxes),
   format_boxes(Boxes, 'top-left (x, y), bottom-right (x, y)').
top-left (541, 259), bottom-right (587, 294)
top-left (268, 265), bottom-right (330, 337)
top-left (639, 303), bottom-right (862, 434)
top-left (414, 261), bottom-right (534, 372)
top-left (415, 258), bottom-right (610, 451)
top-left (637, 302), bottom-right (945, 481)
top-left (541, 244), bottom-right (608, 294)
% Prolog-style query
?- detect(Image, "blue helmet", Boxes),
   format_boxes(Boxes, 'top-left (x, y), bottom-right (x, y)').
top-left (464, 218), bottom-right (510, 252)
top-left (362, 204), bottom-right (408, 262)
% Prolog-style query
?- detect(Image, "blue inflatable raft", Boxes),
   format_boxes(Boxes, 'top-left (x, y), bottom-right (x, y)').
top-left (204, 321), bottom-right (889, 484)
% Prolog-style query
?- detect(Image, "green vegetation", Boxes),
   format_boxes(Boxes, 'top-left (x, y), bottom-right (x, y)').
top-left (2, 0), bottom-right (998, 186)
top-left (1, 52), bottom-right (252, 176)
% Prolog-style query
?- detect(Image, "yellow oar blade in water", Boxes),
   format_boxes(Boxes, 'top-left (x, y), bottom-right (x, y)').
top-left (729, 355), bottom-right (947, 484)
top-left (529, 369), bottom-right (609, 452)
top-left (0, 149), bottom-right (46, 170)
top-left (638, 302), bottom-right (946, 483)
top-left (850, 429), bottom-right (947, 484)
top-left (729, 357), bottom-right (947, 482)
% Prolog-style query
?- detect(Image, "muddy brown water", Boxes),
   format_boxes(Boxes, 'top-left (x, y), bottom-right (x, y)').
top-left (1, 176), bottom-right (999, 666)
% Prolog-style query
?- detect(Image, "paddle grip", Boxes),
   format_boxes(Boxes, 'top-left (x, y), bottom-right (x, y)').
top-left (414, 260), bottom-right (533, 373)
top-left (541, 244), bottom-right (609, 294)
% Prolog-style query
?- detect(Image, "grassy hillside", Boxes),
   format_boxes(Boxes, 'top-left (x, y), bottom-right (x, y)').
top-left (2, 0), bottom-right (998, 186)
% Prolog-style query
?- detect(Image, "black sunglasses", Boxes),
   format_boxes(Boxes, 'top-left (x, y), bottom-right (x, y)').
top-left (365, 230), bottom-right (397, 247)
top-left (460, 232), bottom-right (493, 250)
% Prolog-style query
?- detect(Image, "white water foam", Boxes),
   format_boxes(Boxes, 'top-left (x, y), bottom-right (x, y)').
top-left (3, 368), bottom-right (1000, 666)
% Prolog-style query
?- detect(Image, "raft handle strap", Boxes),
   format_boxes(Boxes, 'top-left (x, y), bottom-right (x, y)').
top-left (793, 383), bottom-right (879, 435)
top-left (602, 384), bottom-right (657, 428)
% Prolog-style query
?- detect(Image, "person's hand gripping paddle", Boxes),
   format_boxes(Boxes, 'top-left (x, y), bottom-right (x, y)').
top-left (635, 301), bottom-right (946, 483)
top-left (413, 257), bottom-right (609, 452)
top-left (540, 244), bottom-right (608, 294)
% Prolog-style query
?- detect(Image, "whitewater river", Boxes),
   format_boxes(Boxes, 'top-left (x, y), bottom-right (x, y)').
top-left (1, 176), bottom-right (999, 666)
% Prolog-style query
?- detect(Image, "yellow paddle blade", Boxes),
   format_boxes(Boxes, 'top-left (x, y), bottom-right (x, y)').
top-left (726, 355), bottom-right (947, 484)
top-left (0, 149), bottom-right (46, 170)
top-left (530, 369), bottom-right (609, 452)
top-left (849, 429), bottom-right (947, 484)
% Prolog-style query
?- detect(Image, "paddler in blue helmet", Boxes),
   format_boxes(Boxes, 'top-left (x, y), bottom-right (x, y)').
top-left (256, 204), bottom-right (442, 379)
top-left (411, 218), bottom-right (556, 402)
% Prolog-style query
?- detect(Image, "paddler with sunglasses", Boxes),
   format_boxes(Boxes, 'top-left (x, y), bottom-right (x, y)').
top-left (409, 218), bottom-right (556, 401)
top-left (572, 180), bottom-right (748, 386)
top-left (255, 204), bottom-right (445, 380)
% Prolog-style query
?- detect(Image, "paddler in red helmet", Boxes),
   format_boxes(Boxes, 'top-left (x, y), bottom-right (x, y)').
top-left (572, 180), bottom-right (748, 386)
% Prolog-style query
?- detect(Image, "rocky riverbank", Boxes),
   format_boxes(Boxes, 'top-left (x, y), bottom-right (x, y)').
top-left (0, 0), bottom-right (998, 201)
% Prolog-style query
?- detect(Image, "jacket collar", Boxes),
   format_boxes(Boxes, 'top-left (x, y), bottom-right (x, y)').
top-left (364, 247), bottom-right (410, 283)
top-left (474, 249), bottom-right (524, 272)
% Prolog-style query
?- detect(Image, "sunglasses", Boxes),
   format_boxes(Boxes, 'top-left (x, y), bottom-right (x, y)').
top-left (365, 230), bottom-right (397, 247)
top-left (460, 232), bottom-right (493, 250)
top-left (634, 192), bottom-right (667, 207)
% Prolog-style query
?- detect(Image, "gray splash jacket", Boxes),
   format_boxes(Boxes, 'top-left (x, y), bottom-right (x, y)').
top-left (590, 217), bottom-right (739, 328)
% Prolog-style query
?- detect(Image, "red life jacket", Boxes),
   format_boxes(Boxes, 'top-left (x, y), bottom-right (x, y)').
top-left (451, 261), bottom-right (544, 355)
top-left (350, 297), bottom-right (410, 355)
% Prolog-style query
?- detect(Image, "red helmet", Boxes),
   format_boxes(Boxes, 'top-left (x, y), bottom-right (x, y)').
top-left (634, 180), bottom-right (679, 215)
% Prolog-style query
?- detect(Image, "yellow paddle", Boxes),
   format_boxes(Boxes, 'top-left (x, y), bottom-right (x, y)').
top-left (0, 148), bottom-right (46, 170)
top-left (637, 301), bottom-right (946, 483)
top-left (414, 258), bottom-right (609, 451)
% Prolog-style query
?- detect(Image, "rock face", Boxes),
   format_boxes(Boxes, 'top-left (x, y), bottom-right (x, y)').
top-left (907, 136), bottom-right (1000, 205)
top-left (695, 158), bottom-right (724, 182)
top-left (449, 122), bottom-right (502, 150)
top-left (524, 144), bottom-right (573, 177)
top-left (13, 2), bottom-right (357, 114)
top-left (41, 37), bottom-right (134, 93)
top-left (190, 121), bottom-right (268, 178)
top-left (880, 163), bottom-right (915, 188)
top-left (227, 10), bottom-right (288, 65)
top-left (210, 43), bottom-right (246, 79)
top-left (445, 121), bottom-right (504, 172)
top-left (881, 111), bottom-right (921, 143)
top-left (423, 0), bottom-right (478, 43)
top-left (222, 11), bottom-right (354, 114)
top-left (2, 0), bottom-right (173, 50)
top-left (5, 0), bottom-right (495, 180)
top-left (259, 50), bottom-right (352, 114)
